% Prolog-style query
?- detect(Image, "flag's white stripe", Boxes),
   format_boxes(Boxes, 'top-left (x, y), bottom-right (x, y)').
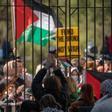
top-left (33, 10), bottom-right (55, 31)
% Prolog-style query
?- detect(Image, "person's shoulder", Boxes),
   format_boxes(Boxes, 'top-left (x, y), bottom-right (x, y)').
top-left (91, 97), bottom-right (112, 112)
top-left (100, 97), bottom-right (112, 106)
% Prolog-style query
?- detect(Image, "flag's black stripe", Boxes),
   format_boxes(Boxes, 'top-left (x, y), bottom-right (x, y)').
top-left (87, 70), bottom-right (112, 82)
top-left (24, 0), bottom-right (63, 27)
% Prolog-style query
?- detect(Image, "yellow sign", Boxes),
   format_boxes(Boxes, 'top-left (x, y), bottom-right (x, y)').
top-left (57, 27), bottom-right (78, 37)
top-left (57, 27), bottom-right (79, 58)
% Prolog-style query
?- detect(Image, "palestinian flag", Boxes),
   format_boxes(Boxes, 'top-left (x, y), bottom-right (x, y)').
top-left (86, 70), bottom-right (112, 99)
top-left (14, 0), bottom-right (62, 46)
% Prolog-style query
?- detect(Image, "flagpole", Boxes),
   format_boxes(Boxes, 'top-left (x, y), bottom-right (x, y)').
top-left (11, 0), bottom-right (16, 54)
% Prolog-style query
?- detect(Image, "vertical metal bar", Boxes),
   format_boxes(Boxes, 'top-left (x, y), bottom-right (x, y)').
top-left (65, 0), bottom-right (67, 59)
top-left (48, 0), bottom-right (50, 52)
top-left (94, 0), bottom-right (96, 69)
top-left (69, 0), bottom-right (72, 79)
top-left (77, 0), bottom-right (80, 83)
top-left (69, 0), bottom-right (71, 61)
top-left (57, 0), bottom-right (59, 61)
top-left (6, 0), bottom-right (9, 110)
top-left (40, 0), bottom-right (42, 66)
top-left (15, 0), bottom-right (18, 109)
top-left (86, 0), bottom-right (88, 69)
top-left (31, 0), bottom-right (34, 79)
top-left (23, 0), bottom-right (26, 100)
top-left (102, 0), bottom-right (104, 72)
top-left (110, 0), bottom-right (112, 71)
top-left (65, 0), bottom-right (67, 75)
top-left (11, 0), bottom-right (16, 49)
top-left (47, 0), bottom-right (51, 75)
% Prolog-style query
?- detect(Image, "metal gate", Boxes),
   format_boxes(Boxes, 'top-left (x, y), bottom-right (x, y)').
top-left (0, 0), bottom-right (112, 112)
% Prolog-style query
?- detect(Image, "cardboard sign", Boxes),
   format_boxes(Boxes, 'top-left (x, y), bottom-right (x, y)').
top-left (57, 27), bottom-right (79, 58)
top-left (57, 27), bottom-right (78, 37)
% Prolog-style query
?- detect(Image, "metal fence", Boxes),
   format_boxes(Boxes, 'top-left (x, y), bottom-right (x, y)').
top-left (0, 0), bottom-right (112, 112)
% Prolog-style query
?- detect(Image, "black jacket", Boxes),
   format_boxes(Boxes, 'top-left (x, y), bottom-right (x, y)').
top-left (31, 68), bottom-right (69, 111)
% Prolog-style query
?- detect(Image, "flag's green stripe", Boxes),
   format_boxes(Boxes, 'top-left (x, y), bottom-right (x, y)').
top-left (17, 25), bottom-right (50, 46)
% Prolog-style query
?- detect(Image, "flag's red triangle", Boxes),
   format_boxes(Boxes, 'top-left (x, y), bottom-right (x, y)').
top-left (15, 0), bottom-right (38, 39)
top-left (86, 71), bottom-right (101, 99)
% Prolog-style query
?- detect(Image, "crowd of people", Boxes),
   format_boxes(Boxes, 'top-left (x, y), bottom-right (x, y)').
top-left (0, 45), bottom-right (112, 112)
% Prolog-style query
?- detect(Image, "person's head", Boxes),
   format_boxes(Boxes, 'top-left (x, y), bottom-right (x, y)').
top-left (86, 61), bottom-right (94, 70)
top-left (15, 59), bottom-right (23, 74)
top-left (104, 63), bottom-right (109, 72)
top-left (97, 65), bottom-right (104, 72)
top-left (40, 94), bottom-right (61, 110)
top-left (35, 64), bottom-right (44, 74)
top-left (80, 58), bottom-right (86, 66)
top-left (70, 67), bottom-right (80, 83)
top-left (43, 75), bottom-right (62, 96)
top-left (101, 79), bottom-right (112, 97)
top-left (3, 60), bottom-right (15, 77)
top-left (71, 67), bottom-right (79, 76)
top-left (108, 62), bottom-right (112, 72)
top-left (80, 83), bottom-right (94, 104)
top-left (95, 59), bottom-right (100, 67)
top-left (3, 59), bottom-right (23, 77)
